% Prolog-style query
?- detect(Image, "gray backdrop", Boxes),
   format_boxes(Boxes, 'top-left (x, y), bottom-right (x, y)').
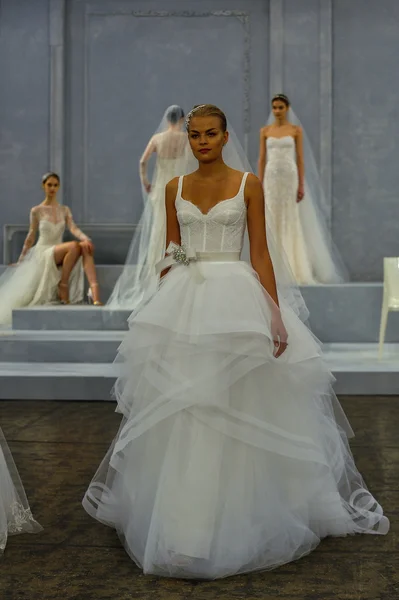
top-left (0, 0), bottom-right (398, 280)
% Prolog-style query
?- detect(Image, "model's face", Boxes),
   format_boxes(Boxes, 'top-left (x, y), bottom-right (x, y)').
top-left (188, 116), bottom-right (228, 163)
top-left (42, 177), bottom-right (60, 196)
top-left (272, 100), bottom-right (288, 119)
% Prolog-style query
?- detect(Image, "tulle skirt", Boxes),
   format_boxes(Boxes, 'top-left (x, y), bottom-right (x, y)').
top-left (83, 259), bottom-right (389, 579)
top-left (0, 243), bottom-right (84, 325)
top-left (0, 427), bottom-right (42, 554)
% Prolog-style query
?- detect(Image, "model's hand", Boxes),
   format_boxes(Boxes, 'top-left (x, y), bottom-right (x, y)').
top-left (297, 184), bottom-right (304, 202)
top-left (144, 181), bottom-right (151, 194)
top-left (271, 315), bottom-right (288, 358)
top-left (81, 239), bottom-right (94, 254)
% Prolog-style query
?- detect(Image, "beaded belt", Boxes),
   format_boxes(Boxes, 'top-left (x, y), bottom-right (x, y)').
top-left (155, 242), bottom-right (240, 283)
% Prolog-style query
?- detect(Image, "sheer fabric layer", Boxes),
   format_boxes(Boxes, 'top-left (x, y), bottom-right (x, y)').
top-left (0, 427), bottom-right (42, 554)
top-left (84, 260), bottom-right (389, 579)
top-left (0, 205), bottom-right (84, 326)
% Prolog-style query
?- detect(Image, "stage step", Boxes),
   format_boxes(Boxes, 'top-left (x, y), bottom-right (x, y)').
top-left (0, 344), bottom-right (397, 398)
top-left (323, 343), bottom-right (399, 394)
top-left (10, 283), bottom-right (399, 342)
top-left (0, 330), bottom-right (123, 362)
top-left (12, 306), bottom-right (131, 331)
top-left (0, 362), bottom-right (116, 400)
top-left (301, 283), bottom-right (399, 343)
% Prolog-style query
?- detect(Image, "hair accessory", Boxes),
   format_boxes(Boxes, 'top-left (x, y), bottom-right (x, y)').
top-left (42, 172), bottom-right (53, 183)
top-left (272, 94), bottom-right (289, 103)
top-left (185, 105), bottom-right (207, 130)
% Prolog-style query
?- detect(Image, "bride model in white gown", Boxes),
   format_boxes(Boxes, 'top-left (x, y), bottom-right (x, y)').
top-left (0, 426), bottom-right (42, 554)
top-left (83, 105), bottom-right (388, 580)
top-left (107, 105), bottom-right (190, 309)
top-left (258, 94), bottom-right (347, 284)
top-left (0, 172), bottom-right (102, 325)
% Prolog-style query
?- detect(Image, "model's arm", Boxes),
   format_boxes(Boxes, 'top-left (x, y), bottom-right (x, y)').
top-left (65, 207), bottom-right (90, 241)
top-left (65, 206), bottom-right (93, 254)
top-left (246, 174), bottom-right (278, 304)
top-left (257, 127), bottom-right (267, 182)
top-left (160, 177), bottom-right (181, 278)
top-left (18, 207), bottom-right (39, 262)
top-left (139, 136), bottom-right (157, 193)
top-left (295, 126), bottom-right (305, 202)
top-left (246, 173), bottom-right (288, 357)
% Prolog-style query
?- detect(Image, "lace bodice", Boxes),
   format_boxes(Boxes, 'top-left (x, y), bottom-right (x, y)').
top-left (175, 173), bottom-right (248, 253)
top-left (19, 204), bottom-right (89, 259)
top-left (266, 136), bottom-right (296, 166)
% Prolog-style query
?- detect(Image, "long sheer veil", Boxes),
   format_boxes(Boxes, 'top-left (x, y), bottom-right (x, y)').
top-left (223, 122), bottom-right (309, 321)
top-left (108, 106), bottom-right (309, 322)
top-left (107, 106), bottom-right (194, 310)
top-left (267, 108), bottom-right (348, 282)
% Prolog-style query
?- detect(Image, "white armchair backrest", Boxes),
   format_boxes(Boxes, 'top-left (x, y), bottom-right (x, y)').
top-left (384, 257), bottom-right (399, 305)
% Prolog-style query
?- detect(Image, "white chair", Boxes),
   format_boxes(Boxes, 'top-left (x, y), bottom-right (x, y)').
top-left (379, 257), bottom-right (399, 358)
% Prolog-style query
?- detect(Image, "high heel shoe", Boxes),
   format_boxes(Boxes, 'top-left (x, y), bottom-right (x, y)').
top-left (87, 282), bottom-right (103, 306)
top-left (58, 282), bottom-right (70, 305)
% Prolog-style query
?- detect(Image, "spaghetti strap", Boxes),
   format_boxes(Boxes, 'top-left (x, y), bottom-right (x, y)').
top-left (238, 172), bottom-right (249, 195)
top-left (176, 175), bottom-right (184, 199)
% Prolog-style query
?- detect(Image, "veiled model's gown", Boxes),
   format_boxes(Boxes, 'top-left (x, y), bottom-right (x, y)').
top-left (263, 136), bottom-right (341, 284)
top-left (0, 427), bottom-right (42, 554)
top-left (107, 130), bottom-right (190, 309)
top-left (0, 204), bottom-right (87, 325)
top-left (84, 172), bottom-right (388, 579)
top-left (140, 131), bottom-right (189, 280)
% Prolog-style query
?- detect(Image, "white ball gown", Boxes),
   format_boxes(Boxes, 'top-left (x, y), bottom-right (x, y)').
top-left (263, 136), bottom-right (342, 284)
top-left (83, 172), bottom-right (389, 579)
top-left (0, 426), bottom-right (42, 554)
top-left (0, 204), bottom-right (87, 326)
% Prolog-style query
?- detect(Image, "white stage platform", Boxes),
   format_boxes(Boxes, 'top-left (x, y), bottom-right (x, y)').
top-left (0, 281), bottom-right (397, 398)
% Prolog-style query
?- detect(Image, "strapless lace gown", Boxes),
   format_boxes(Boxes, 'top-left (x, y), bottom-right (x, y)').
top-left (0, 206), bottom-right (84, 325)
top-left (264, 136), bottom-right (341, 284)
top-left (83, 173), bottom-right (388, 579)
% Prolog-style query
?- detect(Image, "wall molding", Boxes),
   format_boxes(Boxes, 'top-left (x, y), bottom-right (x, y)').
top-left (269, 0), bottom-right (333, 225)
top-left (319, 0), bottom-right (333, 223)
top-left (269, 0), bottom-right (284, 97)
top-left (82, 7), bottom-right (251, 217)
top-left (49, 0), bottom-right (66, 203)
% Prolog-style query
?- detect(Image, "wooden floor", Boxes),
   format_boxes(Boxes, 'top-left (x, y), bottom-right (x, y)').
top-left (0, 397), bottom-right (397, 600)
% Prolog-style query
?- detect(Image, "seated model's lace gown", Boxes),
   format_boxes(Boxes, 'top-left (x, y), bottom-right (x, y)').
top-left (83, 173), bottom-right (388, 579)
top-left (0, 205), bottom-right (89, 325)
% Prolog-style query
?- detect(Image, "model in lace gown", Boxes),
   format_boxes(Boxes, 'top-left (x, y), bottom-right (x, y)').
top-left (83, 105), bottom-right (388, 580)
top-left (107, 106), bottom-right (189, 309)
top-left (0, 426), bottom-right (42, 554)
top-left (258, 94), bottom-right (345, 284)
top-left (0, 172), bottom-right (102, 325)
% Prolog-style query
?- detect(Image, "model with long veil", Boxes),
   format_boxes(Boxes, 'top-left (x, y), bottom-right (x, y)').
top-left (107, 105), bottom-right (191, 309)
top-left (0, 426), bottom-right (42, 554)
top-left (258, 94), bottom-right (347, 284)
top-left (0, 172), bottom-right (102, 325)
top-left (83, 104), bottom-right (388, 580)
